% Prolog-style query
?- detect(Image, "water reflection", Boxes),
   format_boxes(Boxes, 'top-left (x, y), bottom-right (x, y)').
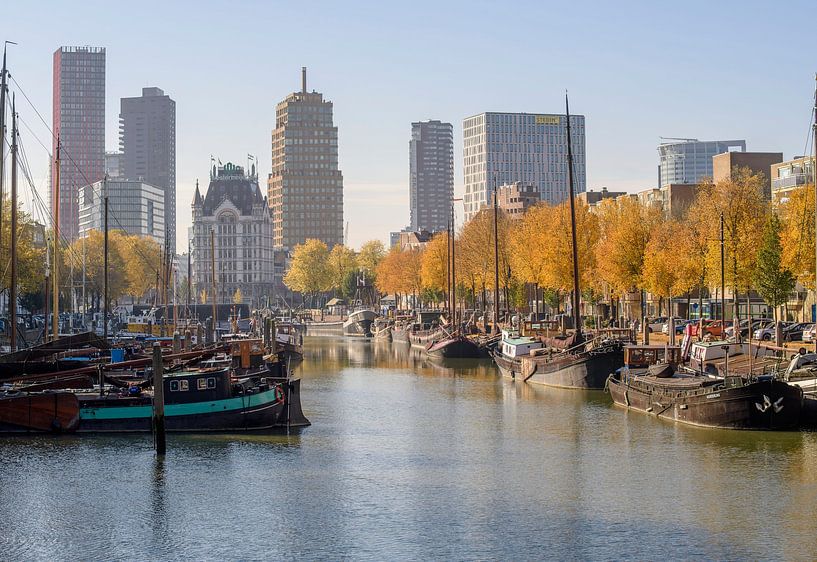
top-left (1, 336), bottom-right (816, 559)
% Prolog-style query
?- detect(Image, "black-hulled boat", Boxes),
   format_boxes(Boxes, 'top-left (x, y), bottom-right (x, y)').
top-left (426, 335), bottom-right (482, 359)
top-left (607, 345), bottom-right (802, 430)
top-left (519, 337), bottom-right (625, 389)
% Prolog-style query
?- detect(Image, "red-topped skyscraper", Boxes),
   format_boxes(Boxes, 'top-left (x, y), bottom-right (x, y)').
top-left (52, 46), bottom-right (106, 242)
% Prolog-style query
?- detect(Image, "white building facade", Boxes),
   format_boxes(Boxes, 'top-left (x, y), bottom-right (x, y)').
top-left (462, 112), bottom-right (586, 221)
top-left (192, 162), bottom-right (275, 306)
top-left (78, 179), bottom-right (165, 244)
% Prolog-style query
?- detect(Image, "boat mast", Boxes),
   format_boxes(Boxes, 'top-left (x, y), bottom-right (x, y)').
top-left (210, 227), bottom-right (217, 340)
top-left (103, 174), bottom-right (108, 343)
top-left (446, 214), bottom-right (451, 318)
top-left (52, 137), bottom-right (60, 341)
top-left (9, 94), bottom-right (17, 351)
top-left (492, 175), bottom-right (500, 334)
top-left (813, 73), bottom-right (817, 352)
top-left (565, 93), bottom-right (581, 337)
top-left (720, 211), bottom-right (725, 323)
top-left (451, 203), bottom-right (456, 328)
top-left (0, 46), bottom-right (7, 288)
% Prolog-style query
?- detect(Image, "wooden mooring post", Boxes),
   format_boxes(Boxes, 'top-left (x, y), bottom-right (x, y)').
top-left (152, 343), bottom-right (166, 455)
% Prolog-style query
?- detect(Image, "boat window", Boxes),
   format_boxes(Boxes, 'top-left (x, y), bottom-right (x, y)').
top-left (180, 380), bottom-right (189, 391)
top-left (169, 380), bottom-right (179, 392)
top-left (207, 377), bottom-right (216, 389)
top-left (197, 378), bottom-right (207, 390)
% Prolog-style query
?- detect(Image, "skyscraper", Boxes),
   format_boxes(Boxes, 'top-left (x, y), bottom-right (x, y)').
top-left (410, 120), bottom-right (453, 232)
top-left (52, 46), bottom-right (106, 242)
top-left (657, 138), bottom-right (745, 187)
top-left (462, 112), bottom-right (586, 222)
top-left (268, 68), bottom-right (343, 249)
top-left (119, 87), bottom-right (176, 251)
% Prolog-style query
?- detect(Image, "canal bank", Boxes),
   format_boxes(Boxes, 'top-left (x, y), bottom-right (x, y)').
top-left (1, 336), bottom-right (816, 560)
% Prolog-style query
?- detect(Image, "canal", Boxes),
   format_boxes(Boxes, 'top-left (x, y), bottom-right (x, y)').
top-left (1, 336), bottom-right (816, 559)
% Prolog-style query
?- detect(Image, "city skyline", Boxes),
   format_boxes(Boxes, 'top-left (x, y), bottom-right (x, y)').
top-left (6, 0), bottom-right (816, 250)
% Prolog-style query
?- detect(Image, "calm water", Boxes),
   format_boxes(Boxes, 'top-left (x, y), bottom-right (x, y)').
top-left (2, 337), bottom-right (817, 560)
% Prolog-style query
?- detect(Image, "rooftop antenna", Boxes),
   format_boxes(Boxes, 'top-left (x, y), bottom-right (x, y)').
top-left (301, 66), bottom-right (307, 94)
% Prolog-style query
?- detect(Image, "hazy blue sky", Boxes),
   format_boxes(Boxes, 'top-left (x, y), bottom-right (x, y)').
top-left (5, 0), bottom-right (816, 250)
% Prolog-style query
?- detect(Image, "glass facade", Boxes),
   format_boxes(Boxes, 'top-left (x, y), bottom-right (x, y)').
top-left (410, 120), bottom-right (453, 233)
top-left (658, 139), bottom-right (746, 187)
top-left (462, 112), bottom-right (586, 221)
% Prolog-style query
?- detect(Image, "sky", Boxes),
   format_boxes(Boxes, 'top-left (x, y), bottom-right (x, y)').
top-left (4, 0), bottom-right (817, 252)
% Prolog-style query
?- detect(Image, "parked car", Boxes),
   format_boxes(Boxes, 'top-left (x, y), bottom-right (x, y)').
top-left (805, 324), bottom-right (817, 343)
top-left (661, 318), bottom-right (691, 335)
top-left (753, 321), bottom-right (785, 341)
top-left (726, 318), bottom-right (772, 339)
top-left (784, 322), bottom-right (813, 342)
top-left (647, 317), bottom-right (668, 333)
top-left (693, 319), bottom-right (731, 338)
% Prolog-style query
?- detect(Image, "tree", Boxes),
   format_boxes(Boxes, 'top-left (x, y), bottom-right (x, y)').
top-left (66, 229), bottom-right (128, 310)
top-left (595, 197), bottom-right (662, 299)
top-left (420, 232), bottom-right (449, 293)
top-left (695, 168), bottom-right (768, 316)
top-left (122, 235), bottom-right (162, 302)
top-left (0, 197), bottom-right (47, 297)
top-left (642, 219), bottom-right (697, 315)
top-left (753, 214), bottom-right (795, 321)
top-left (357, 240), bottom-right (386, 284)
top-left (779, 183), bottom-right (815, 291)
top-left (283, 239), bottom-right (332, 304)
top-left (328, 244), bottom-right (358, 297)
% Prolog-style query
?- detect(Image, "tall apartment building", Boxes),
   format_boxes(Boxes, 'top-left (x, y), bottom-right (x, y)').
top-left (192, 162), bottom-right (274, 306)
top-left (462, 112), bottom-right (586, 222)
top-left (410, 120), bottom-right (453, 232)
top-left (268, 68), bottom-right (343, 249)
top-left (657, 138), bottom-right (745, 187)
top-left (78, 179), bottom-right (165, 244)
top-left (52, 46), bottom-right (106, 241)
top-left (119, 87), bottom-right (177, 251)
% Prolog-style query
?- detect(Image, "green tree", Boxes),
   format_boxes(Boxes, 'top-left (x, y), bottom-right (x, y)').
top-left (357, 240), bottom-right (386, 284)
top-left (753, 214), bottom-right (795, 321)
top-left (328, 244), bottom-right (358, 297)
top-left (283, 239), bottom-right (332, 305)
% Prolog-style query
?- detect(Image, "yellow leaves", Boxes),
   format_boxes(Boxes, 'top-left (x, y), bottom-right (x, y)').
top-left (457, 207), bottom-right (512, 290)
top-left (283, 239), bottom-right (332, 294)
top-left (357, 240), bottom-right (386, 276)
top-left (328, 244), bottom-right (357, 291)
top-left (420, 232), bottom-right (449, 292)
top-left (376, 246), bottom-right (422, 295)
top-left (66, 229), bottom-right (135, 301)
top-left (779, 184), bottom-right (815, 290)
top-left (642, 219), bottom-right (696, 299)
top-left (693, 169), bottom-right (767, 292)
top-left (595, 197), bottom-right (660, 296)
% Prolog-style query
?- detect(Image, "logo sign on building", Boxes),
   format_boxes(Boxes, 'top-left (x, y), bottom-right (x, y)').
top-left (535, 115), bottom-right (560, 125)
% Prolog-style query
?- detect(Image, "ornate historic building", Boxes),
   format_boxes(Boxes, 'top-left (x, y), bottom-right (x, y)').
top-left (191, 162), bottom-right (274, 306)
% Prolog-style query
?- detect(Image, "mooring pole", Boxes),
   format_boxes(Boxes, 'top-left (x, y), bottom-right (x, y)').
top-left (152, 343), bottom-right (166, 455)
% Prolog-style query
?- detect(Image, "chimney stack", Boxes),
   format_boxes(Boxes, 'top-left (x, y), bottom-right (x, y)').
top-left (301, 66), bottom-right (307, 93)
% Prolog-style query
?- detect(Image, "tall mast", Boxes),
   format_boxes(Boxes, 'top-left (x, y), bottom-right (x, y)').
top-left (187, 242), bottom-right (191, 324)
top-left (446, 215), bottom-right (451, 318)
top-left (9, 94), bottom-right (17, 351)
top-left (0, 46), bottom-right (8, 281)
top-left (210, 228), bottom-right (217, 340)
top-left (451, 204), bottom-right (456, 328)
top-left (492, 175), bottom-right (500, 334)
top-left (813, 73), bottom-right (817, 352)
top-left (103, 175), bottom-right (108, 343)
top-left (52, 137), bottom-right (60, 341)
top-left (565, 93), bottom-right (581, 337)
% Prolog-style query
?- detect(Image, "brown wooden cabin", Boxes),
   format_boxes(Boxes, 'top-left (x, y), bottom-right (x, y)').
top-left (624, 345), bottom-right (682, 368)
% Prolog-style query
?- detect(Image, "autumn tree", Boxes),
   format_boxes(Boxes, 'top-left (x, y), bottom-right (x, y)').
top-left (357, 240), bottom-right (386, 286)
top-left (753, 214), bottom-right (795, 321)
top-left (695, 168), bottom-right (768, 318)
top-left (642, 219), bottom-right (697, 315)
top-left (420, 232), bottom-right (449, 294)
top-left (458, 208), bottom-right (513, 312)
top-left (328, 244), bottom-right (358, 297)
top-left (283, 239), bottom-right (332, 305)
top-left (779, 183), bottom-right (815, 291)
top-left (66, 229), bottom-right (129, 310)
top-left (595, 197), bottom-right (662, 310)
top-left (0, 198), bottom-right (47, 298)
top-left (121, 234), bottom-right (162, 302)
